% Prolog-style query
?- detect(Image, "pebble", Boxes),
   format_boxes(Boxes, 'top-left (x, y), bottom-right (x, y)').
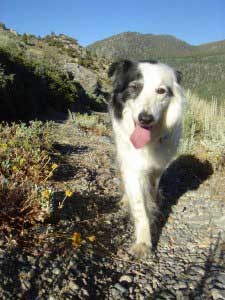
top-left (119, 274), bottom-right (133, 283)
top-left (145, 284), bottom-right (154, 293)
top-left (68, 281), bottom-right (79, 291)
top-left (173, 281), bottom-right (188, 290)
top-left (213, 215), bottom-right (225, 229)
top-left (217, 273), bottom-right (225, 284)
top-left (52, 268), bottom-right (61, 275)
top-left (114, 283), bottom-right (127, 294)
top-left (82, 289), bottom-right (89, 297)
top-left (211, 288), bottom-right (225, 300)
top-left (189, 265), bottom-right (206, 276)
top-left (111, 288), bottom-right (121, 299)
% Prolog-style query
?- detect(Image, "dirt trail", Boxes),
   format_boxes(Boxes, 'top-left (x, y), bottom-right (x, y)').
top-left (0, 118), bottom-right (225, 300)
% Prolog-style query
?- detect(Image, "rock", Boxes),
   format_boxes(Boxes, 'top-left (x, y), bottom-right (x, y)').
top-left (157, 291), bottom-right (176, 299)
top-left (21, 280), bottom-right (31, 291)
top-left (189, 266), bottom-right (206, 276)
top-left (111, 287), bottom-right (121, 299)
top-left (82, 289), bottom-right (89, 297)
top-left (9, 29), bottom-right (18, 35)
top-left (212, 215), bottom-right (225, 229)
top-left (211, 288), bottom-right (225, 300)
top-left (119, 275), bottom-right (133, 283)
top-left (63, 63), bottom-right (99, 95)
top-left (145, 284), bottom-right (154, 293)
top-left (188, 215), bottom-right (210, 226)
top-left (217, 273), bottom-right (225, 285)
top-left (173, 281), bottom-right (188, 290)
top-left (68, 281), bottom-right (79, 291)
top-left (114, 283), bottom-right (127, 294)
top-left (52, 268), bottom-right (60, 275)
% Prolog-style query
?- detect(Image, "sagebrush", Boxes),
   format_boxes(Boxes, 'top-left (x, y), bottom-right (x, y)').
top-left (0, 121), bottom-right (55, 237)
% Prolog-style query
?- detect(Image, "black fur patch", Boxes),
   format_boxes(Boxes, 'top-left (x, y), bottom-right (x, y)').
top-left (108, 60), bottom-right (143, 119)
top-left (175, 70), bottom-right (182, 84)
top-left (167, 86), bottom-right (174, 97)
top-left (140, 60), bottom-right (158, 64)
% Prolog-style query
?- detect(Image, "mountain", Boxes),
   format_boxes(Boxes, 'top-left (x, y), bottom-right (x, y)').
top-left (0, 23), bottom-right (110, 121)
top-left (0, 23), bottom-right (224, 121)
top-left (87, 31), bottom-right (225, 59)
top-left (87, 32), bottom-right (196, 60)
top-left (88, 32), bottom-right (225, 103)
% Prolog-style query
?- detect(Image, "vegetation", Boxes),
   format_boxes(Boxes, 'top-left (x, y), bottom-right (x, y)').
top-left (68, 111), bottom-right (109, 135)
top-left (0, 25), bottom-right (109, 121)
top-left (88, 32), bottom-right (196, 59)
top-left (161, 54), bottom-right (225, 104)
top-left (180, 91), bottom-right (225, 169)
top-left (0, 48), bottom-right (85, 120)
top-left (88, 31), bottom-right (225, 104)
top-left (0, 121), bottom-right (55, 238)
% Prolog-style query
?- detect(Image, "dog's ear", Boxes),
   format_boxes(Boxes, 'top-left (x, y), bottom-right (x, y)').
top-left (175, 70), bottom-right (182, 84)
top-left (108, 60), bottom-right (133, 78)
top-left (108, 62), bottom-right (119, 78)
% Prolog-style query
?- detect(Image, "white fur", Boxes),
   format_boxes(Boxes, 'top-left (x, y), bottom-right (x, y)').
top-left (111, 62), bottom-right (186, 256)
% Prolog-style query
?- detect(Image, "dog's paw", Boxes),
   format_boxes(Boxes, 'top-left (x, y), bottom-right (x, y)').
top-left (129, 243), bottom-right (152, 259)
top-left (118, 194), bottom-right (129, 210)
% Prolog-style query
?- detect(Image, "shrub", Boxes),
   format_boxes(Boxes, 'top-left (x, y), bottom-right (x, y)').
top-left (68, 112), bottom-right (99, 128)
top-left (0, 121), bottom-right (55, 238)
top-left (0, 48), bottom-right (84, 120)
top-left (68, 111), bottom-right (109, 135)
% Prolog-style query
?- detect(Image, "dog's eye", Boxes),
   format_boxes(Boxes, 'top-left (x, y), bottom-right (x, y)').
top-left (156, 88), bottom-right (166, 94)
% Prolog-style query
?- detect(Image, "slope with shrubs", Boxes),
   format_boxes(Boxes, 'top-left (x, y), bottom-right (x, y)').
top-left (88, 32), bottom-right (196, 59)
top-left (88, 31), bottom-right (225, 104)
top-left (161, 53), bottom-right (225, 104)
top-left (0, 23), bottom-right (110, 121)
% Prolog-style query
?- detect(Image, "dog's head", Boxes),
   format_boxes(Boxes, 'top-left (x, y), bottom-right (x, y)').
top-left (108, 60), bottom-right (185, 129)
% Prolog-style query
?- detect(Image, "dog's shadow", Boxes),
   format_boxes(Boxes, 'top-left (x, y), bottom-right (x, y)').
top-left (152, 154), bottom-right (213, 249)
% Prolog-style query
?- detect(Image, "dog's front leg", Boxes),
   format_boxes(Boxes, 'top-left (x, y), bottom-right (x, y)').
top-left (122, 167), bottom-right (155, 258)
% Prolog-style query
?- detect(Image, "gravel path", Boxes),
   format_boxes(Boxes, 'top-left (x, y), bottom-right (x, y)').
top-left (0, 118), bottom-right (225, 300)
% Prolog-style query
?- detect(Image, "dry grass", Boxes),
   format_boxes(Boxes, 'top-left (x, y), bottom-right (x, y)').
top-left (67, 111), bottom-right (109, 135)
top-left (179, 91), bottom-right (225, 169)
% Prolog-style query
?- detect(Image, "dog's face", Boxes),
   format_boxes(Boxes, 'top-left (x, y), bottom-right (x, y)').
top-left (108, 60), bottom-right (182, 127)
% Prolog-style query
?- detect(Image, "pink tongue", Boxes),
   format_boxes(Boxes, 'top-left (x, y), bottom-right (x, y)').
top-left (130, 124), bottom-right (152, 149)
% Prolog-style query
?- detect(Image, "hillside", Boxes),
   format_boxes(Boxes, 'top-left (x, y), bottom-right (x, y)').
top-left (88, 32), bottom-right (225, 103)
top-left (198, 39), bottom-right (225, 55)
top-left (88, 32), bottom-right (196, 59)
top-left (0, 25), bottom-right (225, 299)
top-left (0, 23), bottom-right (110, 121)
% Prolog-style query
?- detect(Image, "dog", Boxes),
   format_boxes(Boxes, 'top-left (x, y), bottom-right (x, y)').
top-left (108, 60), bottom-right (186, 258)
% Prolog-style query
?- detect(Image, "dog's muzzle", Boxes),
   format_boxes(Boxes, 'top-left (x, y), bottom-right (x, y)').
top-left (138, 112), bottom-right (155, 127)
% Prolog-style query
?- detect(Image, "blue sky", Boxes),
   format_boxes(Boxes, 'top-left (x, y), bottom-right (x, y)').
top-left (1, 0), bottom-right (225, 46)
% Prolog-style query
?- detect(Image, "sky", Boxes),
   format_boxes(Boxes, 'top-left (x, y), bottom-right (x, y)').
top-left (1, 0), bottom-right (225, 46)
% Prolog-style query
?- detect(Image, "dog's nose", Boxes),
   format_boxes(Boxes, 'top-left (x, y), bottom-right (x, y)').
top-left (138, 112), bottom-right (154, 125)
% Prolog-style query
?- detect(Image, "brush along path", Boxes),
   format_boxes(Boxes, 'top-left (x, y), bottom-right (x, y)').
top-left (0, 117), bottom-right (225, 300)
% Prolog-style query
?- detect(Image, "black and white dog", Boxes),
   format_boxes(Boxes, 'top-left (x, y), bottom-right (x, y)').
top-left (108, 60), bottom-right (186, 257)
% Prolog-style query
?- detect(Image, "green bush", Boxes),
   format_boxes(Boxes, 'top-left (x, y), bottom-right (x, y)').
top-left (0, 47), bottom-right (85, 120)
